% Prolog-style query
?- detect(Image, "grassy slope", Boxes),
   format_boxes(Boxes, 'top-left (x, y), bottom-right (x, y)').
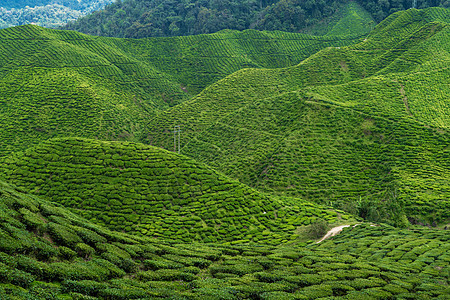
top-left (143, 8), bottom-right (450, 225)
top-left (301, 1), bottom-right (376, 36)
top-left (0, 25), bottom-right (365, 158)
top-left (0, 180), bottom-right (448, 299)
top-left (0, 137), bottom-right (354, 244)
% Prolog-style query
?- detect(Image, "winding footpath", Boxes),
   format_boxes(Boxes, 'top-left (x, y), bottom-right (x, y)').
top-left (317, 224), bottom-right (355, 243)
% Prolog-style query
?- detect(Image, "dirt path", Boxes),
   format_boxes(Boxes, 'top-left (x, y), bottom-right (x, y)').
top-left (316, 225), bottom-right (353, 243)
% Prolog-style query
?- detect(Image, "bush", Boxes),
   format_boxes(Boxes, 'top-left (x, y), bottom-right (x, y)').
top-left (306, 219), bottom-right (328, 239)
top-left (63, 279), bottom-right (107, 296)
top-left (75, 243), bottom-right (95, 259)
top-left (59, 246), bottom-right (77, 260)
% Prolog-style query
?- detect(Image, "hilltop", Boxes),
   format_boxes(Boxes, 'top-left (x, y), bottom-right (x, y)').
top-left (143, 8), bottom-right (450, 226)
top-left (0, 24), bottom-right (364, 158)
top-left (0, 137), bottom-right (353, 244)
top-left (0, 180), bottom-right (448, 299)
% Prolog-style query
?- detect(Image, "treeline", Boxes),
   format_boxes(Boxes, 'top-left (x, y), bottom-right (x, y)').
top-left (0, 0), bottom-right (112, 10)
top-left (63, 0), bottom-right (449, 38)
top-left (0, 5), bottom-right (82, 28)
top-left (63, 0), bottom-right (347, 37)
top-left (359, 0), bottom-right (449, 22)
top-left (0, 0), bottom-right (113, 28)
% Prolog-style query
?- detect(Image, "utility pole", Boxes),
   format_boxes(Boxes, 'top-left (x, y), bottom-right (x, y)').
top-left (173, 125), bottom-right (181, 153)
top-left (412, 0), bottom-right (417, 8)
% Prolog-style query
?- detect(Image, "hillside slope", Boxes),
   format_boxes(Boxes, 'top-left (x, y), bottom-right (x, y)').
top-left (143, 8), bottom-right (450, 225)
top-left (0, 137), bottom-right (353, 244)
top-left (0, 181), bottom-right (448, 298)
top-left (0, 24), bottom-right (364, 158)
top-left (0, 25), bottom-right (188, 157)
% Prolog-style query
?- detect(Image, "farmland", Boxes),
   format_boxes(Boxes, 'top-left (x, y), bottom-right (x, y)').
top-left (0, 5), bottom-right (448, 300)
top-left (144, 8), bottom-right (450, 226)
top-left (0, 181), bottom-right (448, 299)
top-left (0, 24), bottom-right (364, 157)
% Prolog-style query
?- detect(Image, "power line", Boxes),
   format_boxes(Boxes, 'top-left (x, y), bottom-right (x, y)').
top-left (173, 125), bottom-right (181, 153)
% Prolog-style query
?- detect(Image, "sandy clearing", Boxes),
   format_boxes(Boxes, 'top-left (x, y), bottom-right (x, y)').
top-left (316, 224), bottom-right (360, 243)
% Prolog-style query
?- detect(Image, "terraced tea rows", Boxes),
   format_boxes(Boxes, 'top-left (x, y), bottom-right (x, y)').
top-left (144, 8), bottom-right (450, 226)
top-left (0, 25), bottom-right (188, 158)
top-left (0, 138), bottom-right (353, 244)
top-left (103, 25), bottom-right (367, 95)
top-left (0, 24), bottom-right (367, 158)
top-left (0, 181), bottom-right (448, 299)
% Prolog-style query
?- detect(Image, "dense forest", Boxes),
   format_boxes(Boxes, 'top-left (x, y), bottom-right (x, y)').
top-left (0, 0), bottom-right (113, 28)
top-left (63, 0), bottom-right (450, 38)
top-left (0, 0), bottom-right (112, 10)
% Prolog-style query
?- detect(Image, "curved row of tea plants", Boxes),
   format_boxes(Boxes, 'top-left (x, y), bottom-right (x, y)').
top-left (0, 24), bottom-right (188, 158)
top-left (0, 180), bottom-right (448, 299)
top-left (0, 137), bottom-right (353, 244)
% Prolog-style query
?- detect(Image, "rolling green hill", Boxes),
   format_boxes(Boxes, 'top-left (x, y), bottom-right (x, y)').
top-left (143, 8), bottom-right (450, 226)
top-left (0, 24), bottom-right (365, 158)
top-left (0, 137), bottom-right (354, 244)
top-left (0, 25), bottom-right (188, 158)
top-left (0, 180), bottom-right (448, 299)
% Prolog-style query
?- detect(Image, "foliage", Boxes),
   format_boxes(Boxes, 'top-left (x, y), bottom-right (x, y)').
top-left (306, 219), bottom-right (329, 239)
top-left (144, 8), bottom-right (450, 226)
top-left (63, 0), bottom-right (359, 38)
top-left (0, 0), bottom-right (113, 28)
top-left (63, 0), bottom-right (449, 38)
top-left (0, 181), bottom-right (448, 298)
top-left (358, 0), bottom-right (449, 22)
top-left (0, 137), bottom-right (352, 243)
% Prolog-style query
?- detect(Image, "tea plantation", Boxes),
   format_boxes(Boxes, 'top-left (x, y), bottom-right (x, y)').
top-left (0, 180), bottom-right (448, 299)
top-left (144, 8), bottom-right (450, 226)
top-left (0, 137), bottom-right (355, 244)
top-left (0, 23), bottom-right (365, 158)
top-left (0, 6), bottom-right (449, 299)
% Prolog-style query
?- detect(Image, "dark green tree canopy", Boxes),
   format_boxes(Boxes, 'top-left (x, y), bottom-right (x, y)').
top-left (63, 0), bottom-right (449, 38)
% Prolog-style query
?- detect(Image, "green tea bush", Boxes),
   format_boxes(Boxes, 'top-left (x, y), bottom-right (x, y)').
top-left (63, 279), bottom-right (107, 296)
top-left (136, 269), bottom-right (197, 282)
top-left (75, 243), bottom-right (95, 260)
top-left (47, 222), bottom-right (82, 247)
